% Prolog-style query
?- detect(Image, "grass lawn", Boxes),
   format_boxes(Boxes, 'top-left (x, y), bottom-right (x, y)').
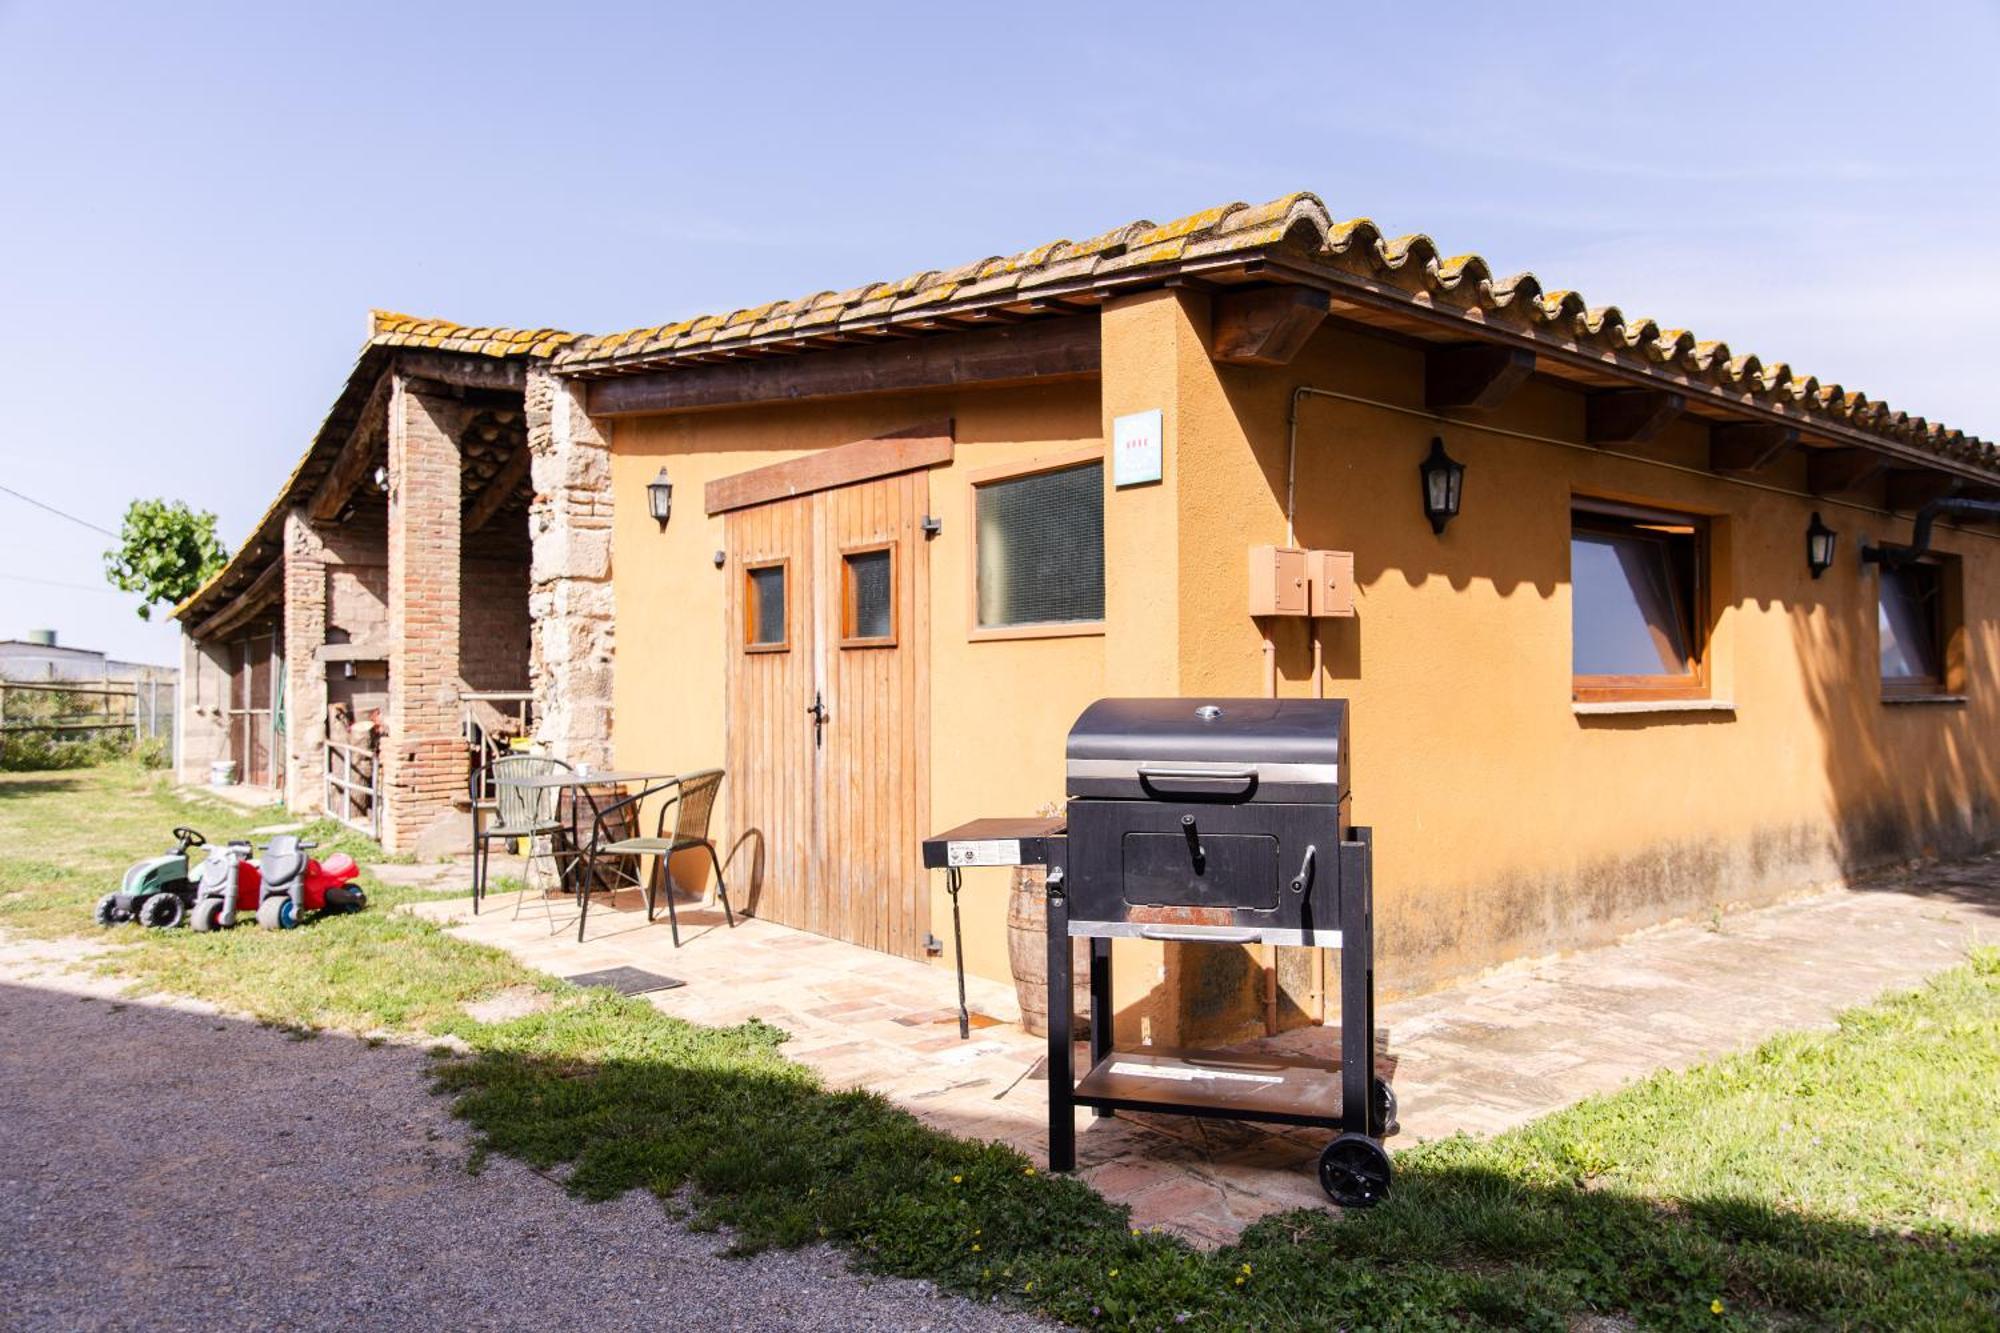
top-left (4, 763), bottom-right (1996, 1330)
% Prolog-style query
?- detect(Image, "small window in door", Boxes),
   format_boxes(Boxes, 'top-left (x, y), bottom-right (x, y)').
top-left (841, 543), bottom-right (896, 647)
top-left (745, 560), bottom-right (788, 651)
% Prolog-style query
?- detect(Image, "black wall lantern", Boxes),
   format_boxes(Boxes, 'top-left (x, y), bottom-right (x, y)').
top-left (1805, 511), bottom-right (1836, 579)
top-left (646, 467), bottom-right (674, 529)
top-left (1418, 437), bottom-right (1464, 535)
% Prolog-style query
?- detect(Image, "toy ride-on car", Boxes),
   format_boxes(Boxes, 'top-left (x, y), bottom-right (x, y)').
top-left (96, 826), bottom-right (207, 929)
top-left (188, 839), bottom-right (262, 932)
top-left (254, 834), bottom-right (365, 929)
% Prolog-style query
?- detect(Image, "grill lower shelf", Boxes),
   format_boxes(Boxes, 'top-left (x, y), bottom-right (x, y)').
top-left (1073, 1045), bottom-right (1347, 1128)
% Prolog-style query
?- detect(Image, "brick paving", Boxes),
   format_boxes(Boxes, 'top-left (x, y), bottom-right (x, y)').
top-left (405, 853), bottom-right (1998, 1247)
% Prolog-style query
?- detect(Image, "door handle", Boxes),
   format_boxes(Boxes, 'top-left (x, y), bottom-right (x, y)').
top-left (806, 690), bottom-right (828, 748)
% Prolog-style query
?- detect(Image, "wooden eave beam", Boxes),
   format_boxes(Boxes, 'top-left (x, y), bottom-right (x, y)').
top-left (1808, 447), bottom-right (1889, 499)
top-left (1586, 389), bottom-right (1685, 447)
top-left (1709, 423), bottom-right (1799, 476)
top-left (583, 316), bottom-right (1099, 417)
top-left (391, 349), bottom-right (528, 393)
top-left (190, 557), bottom-right (284, 642)
top-left (306, 375), bottom-right (391, 522)
top-left (1884, 468), bottom-right (1962, 512)
top-left (1425, 343), bottom-right (1535, 412)
top-left (1211, 286), bottom-right (1331, 366)
top-left (463, 443), bottom-right (534, 534)
top-left (1250, 254), bottom-right (2000, 487)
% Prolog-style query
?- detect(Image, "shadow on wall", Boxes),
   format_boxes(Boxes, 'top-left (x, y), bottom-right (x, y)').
top-left (1791, 594), bottom-right (2000, 907)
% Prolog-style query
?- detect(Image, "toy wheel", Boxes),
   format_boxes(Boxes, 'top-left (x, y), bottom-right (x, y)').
top-left (191, 900), bottom-right (225, 933)
top-left (139, 893), bottom-right (185, 930)
top-left (256, 898), bottom-right (292, 930)
top-left (94, 893), bottom-right (126, 927)
top-left (1373, 1077), bottom-right (1400, 1138)
top-left (1319, 1133), bottom-right (1392, 1209)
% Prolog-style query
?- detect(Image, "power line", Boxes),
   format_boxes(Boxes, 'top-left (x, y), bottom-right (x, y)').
top-left (0, 572), bottom-right (121, 594)
top-left (0, 484), bottom-right (118, 538)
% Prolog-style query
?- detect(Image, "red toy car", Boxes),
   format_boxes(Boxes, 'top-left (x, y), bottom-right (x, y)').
top-left (254, 835), bottom-right (366, 929)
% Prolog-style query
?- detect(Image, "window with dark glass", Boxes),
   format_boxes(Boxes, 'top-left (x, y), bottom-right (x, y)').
top-left (975, 461), bottom-right (1105, 629)
top-left (1879, 562), bottom-right (1944, 690)
top-left (745, 561), bottom-right (787, 650)
top-left (1571, 501), bottom-right (1707, 700)
top-left (841, 545), bottom-right (895, 646)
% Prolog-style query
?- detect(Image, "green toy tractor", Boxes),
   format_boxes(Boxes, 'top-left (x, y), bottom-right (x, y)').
top-left (95, 826), bottom-right (206, 929)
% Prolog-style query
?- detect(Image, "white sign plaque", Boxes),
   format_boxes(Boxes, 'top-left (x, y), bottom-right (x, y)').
top-left (1112, 409), bottom-right (1163, 488)
top-left (946, 839), bottom-right (1021, 867)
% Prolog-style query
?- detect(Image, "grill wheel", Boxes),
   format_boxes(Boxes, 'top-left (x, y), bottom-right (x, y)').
top-left (1318, 1133), bottom-right (1393, 1208)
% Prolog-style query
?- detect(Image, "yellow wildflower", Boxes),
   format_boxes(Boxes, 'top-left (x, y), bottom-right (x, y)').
top-left (1711, 1299), bottom-right (1725, 1315)
top-left (952, 1174), bottom-right (963, 1185)
top-left (1024, 1167), bottom-right (1036, 1176)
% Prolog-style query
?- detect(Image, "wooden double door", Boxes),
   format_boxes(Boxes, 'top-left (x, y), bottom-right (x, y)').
top-left (725, 471), bottom-right (930, 958)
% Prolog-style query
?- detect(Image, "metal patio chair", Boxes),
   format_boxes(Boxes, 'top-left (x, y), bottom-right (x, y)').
top-left (579, 768), bottom-right (734, 947)
top-left (469, 752), bottom-right (573, 918)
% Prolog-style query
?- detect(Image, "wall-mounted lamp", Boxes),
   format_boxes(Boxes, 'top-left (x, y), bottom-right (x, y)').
top-left (372, 464), bottom-right (389, 493)
top-left (646, 467), bottom-right (674, 529)
top-left (1805, 511), bottom-right (1837, 579)
top-left (1418, 437), bottom-right (1464, 535)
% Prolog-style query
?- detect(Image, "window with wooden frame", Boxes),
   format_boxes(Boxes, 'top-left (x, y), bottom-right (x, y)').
top-left (743, 559), bottom-right (789, 652)
top-left (1878, 557), bottom-right (1961, 697)
top-left (969, 450), bottom-right (1105, 639)
top-left (840, 542), bottom-right (897, 648)
top-left (1570, 499), bottom-right (1709, 701)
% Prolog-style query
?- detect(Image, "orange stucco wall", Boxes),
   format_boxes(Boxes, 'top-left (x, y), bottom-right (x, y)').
top-left (600, 290), bottom-right (2000, 1044)
top-left (608, 382), bottom-right (1110, 999)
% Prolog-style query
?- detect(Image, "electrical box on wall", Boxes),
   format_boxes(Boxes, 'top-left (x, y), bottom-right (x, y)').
top-left (1306, 549), bottom-right (1356, 618)
top-left (1248, 545), bottom-right (1309, 617)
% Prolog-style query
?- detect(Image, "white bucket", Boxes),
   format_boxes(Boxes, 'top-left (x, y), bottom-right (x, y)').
top-left (209, 760), bottom-right (239, 787)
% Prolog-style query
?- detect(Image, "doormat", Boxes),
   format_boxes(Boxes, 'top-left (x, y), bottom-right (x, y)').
top-left (563, 966), bottom-right (686, 996)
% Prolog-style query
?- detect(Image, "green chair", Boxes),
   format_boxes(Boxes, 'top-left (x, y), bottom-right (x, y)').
top-left (470, 752), bottom-right (572, 916)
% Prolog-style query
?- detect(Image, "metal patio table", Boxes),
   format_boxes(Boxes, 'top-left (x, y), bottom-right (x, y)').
top-left (509, 769), bottom-right (683, 941)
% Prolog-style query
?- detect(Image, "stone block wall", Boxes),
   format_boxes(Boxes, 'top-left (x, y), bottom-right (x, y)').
top-left (525, 367), bottom-right (614, 768)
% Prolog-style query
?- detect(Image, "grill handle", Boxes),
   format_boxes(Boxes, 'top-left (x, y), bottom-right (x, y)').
top-left (1136, 766), bottom-right (1258, 797)
top-left (1139, 925), bottom-right (1262, 944)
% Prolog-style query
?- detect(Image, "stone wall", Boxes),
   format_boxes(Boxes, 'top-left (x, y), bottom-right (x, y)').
top-left (280, 509), bottom-right (329, 811)
top-left (524, 367), bottom-right (614, 768)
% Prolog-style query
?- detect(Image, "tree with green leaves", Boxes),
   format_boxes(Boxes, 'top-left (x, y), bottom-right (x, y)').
top-left (103, 499), bottom-right (230, 620)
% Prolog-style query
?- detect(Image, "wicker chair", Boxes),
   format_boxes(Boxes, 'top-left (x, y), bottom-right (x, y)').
top-left (469, 753), bottom-right (572, 916)
top-left (579, 768), bottom-right (734, 946)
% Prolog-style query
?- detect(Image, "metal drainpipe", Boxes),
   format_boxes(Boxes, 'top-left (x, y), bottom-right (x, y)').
top-left (1864, 496), bottom-right (2000, 569)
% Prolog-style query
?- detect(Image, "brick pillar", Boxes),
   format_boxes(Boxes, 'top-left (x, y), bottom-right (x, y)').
top-left (384, 378), bottom-right (466, 850)
top-left (281, 508), bottom-right (328, 813)
top-left (525, 367), bottom-right (614, 768)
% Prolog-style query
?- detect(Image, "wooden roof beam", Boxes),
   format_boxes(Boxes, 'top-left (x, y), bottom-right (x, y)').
top-left (464, 443), bottom-right (534, 533)
top-left (1425, 343), bottom-right (1534, 412)
top-left (1709, 423), bottom-right (1798, 476)
top-left (190, 557), bottom-right (283, 642)
top-left (1808, 447), bottom-right (1889, 499)
top-left (585, 316), bottom-right (1100, 417)
top-left (1586, 389), bottom-right (1685, 448)
top-left (1884, 468), bottom-right (1962, 512)
top-left (1211, 286), bottom-right (1331, 366)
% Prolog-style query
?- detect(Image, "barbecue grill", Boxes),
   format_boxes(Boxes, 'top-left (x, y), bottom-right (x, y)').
top-left (924, 696), bottom-right (1394, 1207)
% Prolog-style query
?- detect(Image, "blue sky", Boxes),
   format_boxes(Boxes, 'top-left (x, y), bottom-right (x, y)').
top-left (2, 1), bottom-right (1995, 664)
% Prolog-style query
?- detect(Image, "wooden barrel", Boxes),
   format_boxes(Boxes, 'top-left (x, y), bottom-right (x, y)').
top-left (1006, 865), bottom-right (1092, 1037)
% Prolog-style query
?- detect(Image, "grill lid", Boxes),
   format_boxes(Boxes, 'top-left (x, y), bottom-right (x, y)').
top-left (1065, 697), bottom-right (1347, 802)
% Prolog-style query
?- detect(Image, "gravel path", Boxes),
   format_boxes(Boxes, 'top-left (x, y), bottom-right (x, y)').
top-left (0, 959), bottom-right (1052, 1332)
